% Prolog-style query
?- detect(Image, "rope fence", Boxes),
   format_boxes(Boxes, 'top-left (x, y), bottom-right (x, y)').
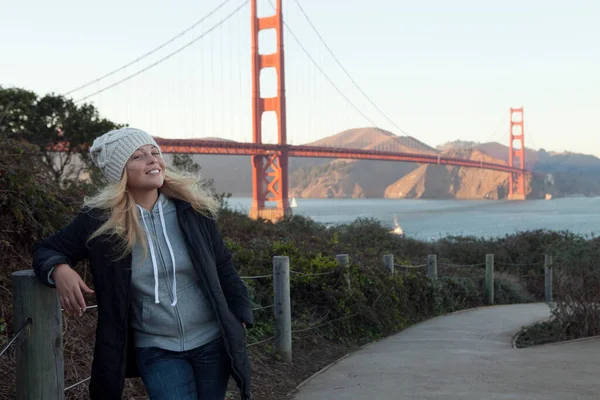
top-left (290, 313), bottom-right (358, 334)
top-left (6, 252), bottom-right (554, 396)
top-left (438, 262), bottom-right (486, 268)
top-left (0, 318), bottom-right (31, 358)
top-left (394, 263), bottom-right (427, 269)
top-left (64, 377), bottom-right (91, 392)
top-left (239, 273), bottom-right (273, 280)
top-left (240, 269), bottom-right (337, 280)
top-left (252, 304), bottom-right (275, 311)
top-left (247, 335), bottom-right (276, 348)
top-left (290, 270), bottom-right (336, 277)
top-left (496, 261), bottom-right (545, 267)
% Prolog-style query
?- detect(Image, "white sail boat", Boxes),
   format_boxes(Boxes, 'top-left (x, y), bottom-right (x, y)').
top-left (290, 197), bottom-right (298, 208)
top-left (390, 214), bottom-right (404, 237)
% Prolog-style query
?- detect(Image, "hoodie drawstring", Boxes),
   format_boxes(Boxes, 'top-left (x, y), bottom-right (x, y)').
top-left (137, 199), bottom-right (178, 306)
top-left (158, 200), bottom-right (178, 306)
top-left (137, 205), bottom-right (160, 304)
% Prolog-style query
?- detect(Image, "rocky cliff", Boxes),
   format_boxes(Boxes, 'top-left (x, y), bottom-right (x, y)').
top-left (384, 148), bottom-right (545, 199)
top-left (384, 149), bottom-right (510, 199)
top-left (439, 140), bottom-right (600, 198)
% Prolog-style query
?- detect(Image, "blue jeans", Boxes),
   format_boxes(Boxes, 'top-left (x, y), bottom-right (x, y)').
top-left (136, 337), bottom-right (230, 400)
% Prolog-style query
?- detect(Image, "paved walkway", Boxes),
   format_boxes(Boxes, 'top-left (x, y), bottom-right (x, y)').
top-left (293, 303), bottom-right (600, 400)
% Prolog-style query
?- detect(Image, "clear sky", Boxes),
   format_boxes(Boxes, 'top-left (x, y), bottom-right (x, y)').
top-left (1, 0), bottom-right (599, 156)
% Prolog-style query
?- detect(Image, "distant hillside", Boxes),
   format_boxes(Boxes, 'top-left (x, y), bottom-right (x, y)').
top-left (384, 149), bottom-right (543, 200)
top-left (436, 140), bottom-right (478, 151)
top-left (290, 128), bottom-right (438, 198)
top-left (475, 142), bottom-right (539, 170)
top-left (437, 140), bottom-right (600, 197)
top-left (175, 127), bottom-right (435, 198)
top-left (163, 132), bottom-right (599, 199)
top-left (310, 127), bottom-right (438, 154)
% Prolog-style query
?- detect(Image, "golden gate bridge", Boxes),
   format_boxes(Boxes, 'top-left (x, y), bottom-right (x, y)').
top-left (67, 0), bottom-right (529, 220)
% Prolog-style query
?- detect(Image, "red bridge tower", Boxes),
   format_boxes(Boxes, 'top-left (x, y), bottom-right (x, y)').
top-left (508, 107), bottom-right (526, 200)
top-left (249, 0), bottom-right (291, 221)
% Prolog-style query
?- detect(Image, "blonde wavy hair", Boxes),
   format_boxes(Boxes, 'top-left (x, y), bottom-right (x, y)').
top-left (84, 168), bottom-right (219, 258)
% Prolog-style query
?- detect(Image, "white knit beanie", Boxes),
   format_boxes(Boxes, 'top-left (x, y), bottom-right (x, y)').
top-left (89, 127), bottom-right (160, 183)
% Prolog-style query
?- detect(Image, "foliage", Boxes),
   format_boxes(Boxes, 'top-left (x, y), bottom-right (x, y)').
top-left (216, 211), bottom-right (559, 346)
top-left (514, 319), bottom-right (564, 348)
top-left (507, 236), bottom-right (600, 348)
top-left (492, 273), bottom-right (535, 304)
top-left (290, 160), bottom-right (351, 190)
top-left (3, 125), bottom-right (600, 395)
top-left (0, 138), bottom-right (82, 257)
top-left (171, 153), bottom-right (231, 208)
top-left (0, 86), bottom-right (120, 185)
top-left (0, 135), bottom-right (91, 398)
top-left (0, 318), bottom-right (6, 347)
top-left (548, 257), bottom-right (600, 339)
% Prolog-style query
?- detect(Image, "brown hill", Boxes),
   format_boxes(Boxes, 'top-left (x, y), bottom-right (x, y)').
top-left (290, 158), bottom-right (417, 198)
top-left (440, 140), bottom-right (600, 197)
top-left (184, 127), bottom-right (435, 198)
top-left (474, 142), bottom-right (539, 170)
top-left (289, 161), bottom-right (367, 198)
top-left (385, 149), bottom-right (508, 199)
top-left (384, 149), bottom-right (542, 199)
top-left (307, 127), bottom-right (438, 154)
top-left (169, 131), bottom-right (598, 199)
top-left (288, 127), bottom-right (437, 178)
top-left (289, 128), bottom-right (437, 198)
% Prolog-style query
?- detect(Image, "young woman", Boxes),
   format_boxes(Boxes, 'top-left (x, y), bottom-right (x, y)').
top-left (33, 128), bottom-right (253, 400)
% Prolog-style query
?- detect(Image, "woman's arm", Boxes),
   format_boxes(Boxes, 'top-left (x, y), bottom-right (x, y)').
top-left (208, 218), bottom-right (254, 328)
top-left (33, 210), bottom-right (93, 287)
top-left (33, 210), bottom-right (96, 315)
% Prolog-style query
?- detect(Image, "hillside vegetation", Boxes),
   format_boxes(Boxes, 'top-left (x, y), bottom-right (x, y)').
top-left (4, 132), bottom-right (600, 398)
top-left (2, 87), bottom-right (598, 398)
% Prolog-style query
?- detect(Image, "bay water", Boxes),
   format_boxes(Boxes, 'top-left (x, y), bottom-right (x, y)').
top-left (226, 197), bottom-right (600, 240)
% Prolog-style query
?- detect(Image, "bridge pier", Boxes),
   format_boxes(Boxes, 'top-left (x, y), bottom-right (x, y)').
top-left (508, 108), bottom-right (527, 200)
top-left (508, 193), bottom-right (526, 201)
top-left (249, 205), bottom-right (291, 222)
top-left (249, 0), bottom-right (291, 221)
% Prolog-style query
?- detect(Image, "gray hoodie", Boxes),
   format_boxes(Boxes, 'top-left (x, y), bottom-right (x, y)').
top-left (130, 193), bottom-right (221, 351)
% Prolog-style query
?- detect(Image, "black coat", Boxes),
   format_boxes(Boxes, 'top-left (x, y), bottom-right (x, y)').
top-left (33, 198), bottom-right (253, 400)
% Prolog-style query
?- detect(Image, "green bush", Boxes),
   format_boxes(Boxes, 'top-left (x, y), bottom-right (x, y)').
top-left (5, 134), bottom-right (600, 397)
top-left (515, 319), bottom-right (563, 348)
top-left (493, 273), bottom-right (535, 304)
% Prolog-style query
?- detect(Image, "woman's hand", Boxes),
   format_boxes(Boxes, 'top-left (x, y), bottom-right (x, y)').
top-left (52, 264), bottom-right (94, 316)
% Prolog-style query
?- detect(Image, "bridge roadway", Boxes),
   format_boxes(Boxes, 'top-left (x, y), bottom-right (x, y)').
top-left (292, 303), bottom-right (600, 400)
top-left (154, 138), bottom-right (530, 176)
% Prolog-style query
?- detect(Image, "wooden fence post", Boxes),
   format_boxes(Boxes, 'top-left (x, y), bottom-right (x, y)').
top-left (383, 254), bottom-right (394, 275)
top-left (427, 254), bottom-right (437, 279)
top-left (12, 270), bottom-right (64, 400)
top-left (336, 254), bottom-right (351, 290)
top-left (273, 256), bottom-right (292, 364)
top-left (545, 254), bottom-right (553, 303)
top-left (485, 254), bottom-right (495, 305)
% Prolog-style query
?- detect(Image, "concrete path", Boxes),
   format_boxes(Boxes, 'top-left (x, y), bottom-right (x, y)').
top-left (293, 303), bottom-right (600, 400)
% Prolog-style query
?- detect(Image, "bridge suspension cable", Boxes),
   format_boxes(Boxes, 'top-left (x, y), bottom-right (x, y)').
top-left (270, 2), bottom-right (379, 129)
top-left (66, 0), bottom-right (237, 96)
top-left (74, 0), bottom-right (249, 104)
top-left (292, 0), bottom-right (409, 136)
